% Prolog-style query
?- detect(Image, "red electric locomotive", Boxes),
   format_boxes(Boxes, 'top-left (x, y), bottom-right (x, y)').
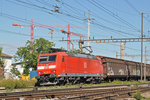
top-left (36, 52), bottom-right (104, 85)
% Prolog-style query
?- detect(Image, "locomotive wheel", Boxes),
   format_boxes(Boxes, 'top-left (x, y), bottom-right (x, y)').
top-left (58, 81), bottom-right (65, 86)
top-left (95, 79), bottom-right (101, 84)
top-left (35, 81), bottom-right (40, 87)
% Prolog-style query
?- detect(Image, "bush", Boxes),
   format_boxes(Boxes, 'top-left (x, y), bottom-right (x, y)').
top-left (0, 76), bottom-right (3, 80)
top-left (134, 83), bottom-right (139, 88)
top-left (133, 92), bottom-right (143, 100)
top-left (145, 98), bottom-right (150, 100)
top-left (15, 80), bottom-right (27, 88)
top-left (0, 79), bottom-right (37, 90)
top-left (0, 80), bottom-right (15, 90)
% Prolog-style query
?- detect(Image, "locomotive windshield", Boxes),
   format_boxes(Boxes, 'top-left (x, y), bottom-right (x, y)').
top-left (39, 56), bottom-right (47, 63)
top-left (39, 55), bottom-right (57, 63)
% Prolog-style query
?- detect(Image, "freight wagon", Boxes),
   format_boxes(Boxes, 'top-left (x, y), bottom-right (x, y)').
top-left (98, 56), bottom-right (150, 81)
top-left (144, 64), bottom-right (150, 80)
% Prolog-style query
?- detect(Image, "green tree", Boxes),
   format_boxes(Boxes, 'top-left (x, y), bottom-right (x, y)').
top-left (14, 38), bottom-right (54, 75)
top-left (0, 47), bottom-right (4, 67)
top-left (71, 49), bottom-right (85, 54)
top-left (11, 65), bottom-right (20, 76)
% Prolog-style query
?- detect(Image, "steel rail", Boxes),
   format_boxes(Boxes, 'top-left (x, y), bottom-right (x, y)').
top-left (0, 83), bottom-right (150, 99)
top-left (62, 87), bottom-right (150, 100)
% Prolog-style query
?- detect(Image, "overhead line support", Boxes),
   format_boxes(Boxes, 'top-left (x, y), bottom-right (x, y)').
top-left (60, 38), bottom-right (150, 43)
top-left (141, 12), bottom-right (143, 80)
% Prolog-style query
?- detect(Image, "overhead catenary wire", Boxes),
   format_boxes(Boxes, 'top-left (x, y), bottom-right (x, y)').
top-left (88, 0), bottom-right (140, 33)
top-left (125, 0), bottom-right (150, 23)
top-left (0, 28), bottom-right (64, 39)
top-left (61, 0), bottom-right (140, 38)
top-left (62, 0), bottom-right (137, 34)
top-left (0, 0), bottom-right (145, 54)
top-left (6, 0), bottom-right (141, 36)
top-left (1, 0), bottom-right (142, 50)
top-left (9, 0), bottom-right (138, 37)
top-left (75, 0), bottom-right (133, 29)
top-left (6, 0), bottom-right (51, 13)
top-left (6, 0), bottom-right (87, 34)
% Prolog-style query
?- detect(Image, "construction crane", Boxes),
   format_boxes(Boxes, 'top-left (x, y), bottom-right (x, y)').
top-left (12, 19), bottom-right (87, 51)
top-left (13, 19), bottom-right (34, 44)
top-left (61, 28), bottom-right (85, 51)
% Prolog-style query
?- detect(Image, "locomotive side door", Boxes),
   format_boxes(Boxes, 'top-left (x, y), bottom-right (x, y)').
top-left (62, 55), bottom-right (72, 74)
top-left (61, 55), bottom-right (67, 73)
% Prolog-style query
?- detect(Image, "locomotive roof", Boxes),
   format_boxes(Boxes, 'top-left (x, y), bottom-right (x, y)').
top-left (40, 51), bottom-right (97, 59)
top-left (96, 55), bottom-right (150, 65)
top-left (67, 52), bottom-right (98, 59)
top-left (48, 48), bottom-right (67, 53)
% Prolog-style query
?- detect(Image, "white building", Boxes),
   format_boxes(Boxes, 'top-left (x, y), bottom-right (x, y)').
top-left (1, 53), bottom-right (12, 79)
top-left (12, 62), bottom-right (24, 74)
top-left (2, 53), bottom-right (12, 73)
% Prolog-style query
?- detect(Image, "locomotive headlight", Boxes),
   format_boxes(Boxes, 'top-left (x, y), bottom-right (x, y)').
top-left (49, 65), bottom-right (56, 69)
top-left (38, 72), bottom-right (42, 74)
top-left (37, 66), bottom-right (44, 69)
top-left (51, 70), bottom-right (56, 73)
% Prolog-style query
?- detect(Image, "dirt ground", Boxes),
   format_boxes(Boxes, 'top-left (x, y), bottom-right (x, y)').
top-left (116, 90), bottom-right (150, 100)
top-left (141, 91), bottom-right (150, 98)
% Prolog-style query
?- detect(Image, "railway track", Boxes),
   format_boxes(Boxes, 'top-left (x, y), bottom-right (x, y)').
top-left (0, 83), bottom-right (150, 100)
top-left (64, 87), bottom-right (150, 100)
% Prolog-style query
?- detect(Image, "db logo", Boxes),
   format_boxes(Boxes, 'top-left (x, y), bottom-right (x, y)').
top-left (84, 62), bottom-right (87, 68)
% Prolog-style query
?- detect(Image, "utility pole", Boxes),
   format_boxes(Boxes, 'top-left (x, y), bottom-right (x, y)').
top-left (68, 24), bottom-right (71, 51)
top-left (79, 38), bottom-right (83, 52)
top-left (60, 28), bottom-right (85, 51)
top-left (141, 12), bottom-right (143, 80)
top-left (120, 42), bottom-right (124, 59)
top-left (70, 41), bottom-right (74, 50)
top-left (48, 29), bottom-right (54, 43)
top-left (88, 10), bottom-right (90, 53)
top-left (144, 46), bottom-right (147, 81)
top-left (116, 52), bottom-right (119, 58)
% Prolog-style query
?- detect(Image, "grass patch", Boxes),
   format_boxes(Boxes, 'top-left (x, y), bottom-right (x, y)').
top-left (132, 92), bottom-right (150, 100)
top-left (145, 98), bottom-right (150, 100)
top-left (37, 80), bottom-right (150, 90)
top-left (96, 80), bottom-right (150, 86)
top-left (0, 79), bottom-right (149, 92)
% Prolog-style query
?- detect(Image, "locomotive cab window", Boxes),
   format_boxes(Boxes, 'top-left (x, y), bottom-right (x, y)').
top-left (39, 56), bottom-right (48, 63)
top-left (48, 55), bottom-right (57, 62)
top-left (39, 55), bottom-right (56, 63)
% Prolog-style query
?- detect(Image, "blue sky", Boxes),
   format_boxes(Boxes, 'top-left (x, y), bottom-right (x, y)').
top-left (0, 0), bottom-right (150, 63)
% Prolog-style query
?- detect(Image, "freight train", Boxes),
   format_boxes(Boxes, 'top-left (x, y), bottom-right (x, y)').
top-left (35, 51), bottom-right (150, 85)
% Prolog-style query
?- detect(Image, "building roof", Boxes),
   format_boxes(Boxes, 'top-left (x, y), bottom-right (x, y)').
top-left (1, 53), bottom-right (12, 58)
